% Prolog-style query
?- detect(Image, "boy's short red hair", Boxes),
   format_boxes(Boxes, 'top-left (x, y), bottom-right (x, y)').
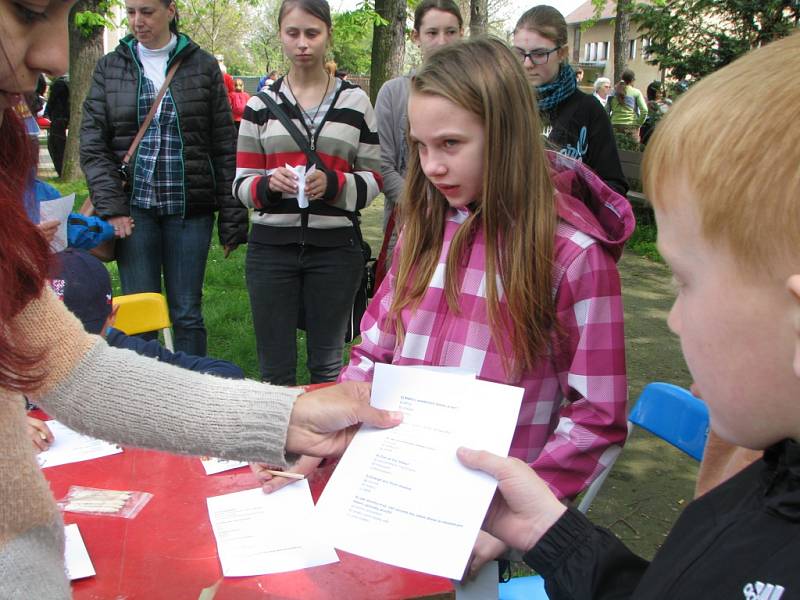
top-left (643, 33), bottom-right (800, 276)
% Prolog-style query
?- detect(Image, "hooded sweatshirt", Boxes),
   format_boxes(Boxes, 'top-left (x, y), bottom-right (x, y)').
top-left (340, 153), bottom-right (635, 500)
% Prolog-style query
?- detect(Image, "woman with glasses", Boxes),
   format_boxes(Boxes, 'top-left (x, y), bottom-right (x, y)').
top-left (513, 6), bottom-right (628, 196)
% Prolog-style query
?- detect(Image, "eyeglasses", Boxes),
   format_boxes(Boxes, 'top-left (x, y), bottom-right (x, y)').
top-left (513, 46), bottom-right (562, 65)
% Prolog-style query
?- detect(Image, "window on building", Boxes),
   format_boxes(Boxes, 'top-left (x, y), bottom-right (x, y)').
top-left (584, 43), bottom-right (591, 61)
top-left (598, 41), bottom-right (608, 61)
top-left (628, 38), bottom-right (637, 60)
top-left (590, 42), bottom-right (598, 61)
top-left (642, 37), bottom-right (652, 57)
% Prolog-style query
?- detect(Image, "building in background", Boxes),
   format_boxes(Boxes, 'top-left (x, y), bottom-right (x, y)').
top-left (566, 1), bottom-right (662, 87)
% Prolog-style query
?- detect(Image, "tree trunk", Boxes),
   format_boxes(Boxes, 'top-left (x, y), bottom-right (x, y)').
top-left (613, 0), bottom-right (632, 84)
top-left (469, 0), bottom-right (488, 36)
top-left (369, 0), bottom-right (405, 104)
top-left (61, 0), bottom-right (105, 181)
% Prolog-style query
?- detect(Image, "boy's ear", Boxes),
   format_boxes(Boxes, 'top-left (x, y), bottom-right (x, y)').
top-left (788, 275), bottom-right (800, 378)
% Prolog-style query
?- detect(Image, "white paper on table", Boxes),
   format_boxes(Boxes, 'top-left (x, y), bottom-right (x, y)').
top-left (37, 420), bottom-right (123, 468)
top-left (315, 363), bottom-right (523, 580)
top-left (285, 163), bottom-right (316, 208)
top-left (206, 482), bottom-right (338, 576)
top-left (201, 457), bottom-right (248, 475)
top-left (64, 523), bottom-right (96, 580)
top-left (453, 560), bottom-right (499, 599)
top-left (39, 193), bottom-right (75, 252)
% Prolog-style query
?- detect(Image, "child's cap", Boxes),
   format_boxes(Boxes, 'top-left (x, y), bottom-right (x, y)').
top-left (49, 249), bottom-right (112, 335)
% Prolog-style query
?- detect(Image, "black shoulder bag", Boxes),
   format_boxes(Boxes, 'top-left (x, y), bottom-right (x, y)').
top-left (257, 91), bottom-right (375, 343)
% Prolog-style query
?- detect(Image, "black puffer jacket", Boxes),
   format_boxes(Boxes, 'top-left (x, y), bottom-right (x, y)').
top-left (80, 34), bottom-right (247, 247)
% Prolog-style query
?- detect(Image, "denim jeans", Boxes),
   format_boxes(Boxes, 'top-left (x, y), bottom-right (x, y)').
top-left (246, 240), bottom-right (363, 385)
top-left (115, 205), bottom-right (214, 356)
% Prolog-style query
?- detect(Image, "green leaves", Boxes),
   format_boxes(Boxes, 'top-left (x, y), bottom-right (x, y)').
top-left (632, 0), bottom-right (799, 80)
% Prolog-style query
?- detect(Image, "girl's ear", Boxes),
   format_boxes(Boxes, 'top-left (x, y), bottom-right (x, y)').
top-left (411, 29), bottom-right (420, 45)
top-left (788, 275), bottom-right (800, 378)
top-left (558, 45), bottom-right (569, 63)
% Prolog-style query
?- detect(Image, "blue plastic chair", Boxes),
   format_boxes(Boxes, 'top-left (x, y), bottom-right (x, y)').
top-left (629, 382), bottom-right (709, 461)
top-left (499, 573), bottom-right (547, 599)
top-left (498, 383), bottom-right (709, 600)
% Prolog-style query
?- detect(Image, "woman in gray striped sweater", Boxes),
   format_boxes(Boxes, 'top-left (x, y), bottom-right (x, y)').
top-left (233, 0), bottom-right (381, 387)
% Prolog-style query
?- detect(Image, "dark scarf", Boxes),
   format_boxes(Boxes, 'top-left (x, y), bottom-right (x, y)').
top-left (536, 63), bottom-right (577, 113)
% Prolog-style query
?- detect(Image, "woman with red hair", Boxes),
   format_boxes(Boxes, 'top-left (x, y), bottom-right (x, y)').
top-left (0, 5), bottom-right (398, 595)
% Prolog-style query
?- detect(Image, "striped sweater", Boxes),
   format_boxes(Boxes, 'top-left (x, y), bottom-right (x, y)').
top-left (233, 77), bottom-right (382, 246)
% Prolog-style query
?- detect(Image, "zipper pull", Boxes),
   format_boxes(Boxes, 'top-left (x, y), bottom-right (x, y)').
top-left (310, 137), bottom-right (315, 151)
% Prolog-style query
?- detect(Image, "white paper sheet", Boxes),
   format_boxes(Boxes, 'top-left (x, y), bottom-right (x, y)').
top-left (315, 363), bottom-right (523, 580)
top-left (39, 193), bottom-right (75, 252)
top-left (201, 457), bottom-right (249, 475)
top-left (64, 523), bottom-right (96, 580)
top-left (206, 483), bottom-right (338, 576)
top-left (37, 420), bottom-right (123, 468)
top-left (453, 561), bottom-right (499, 599)
top-left (285, 163), bottom-right (316, 208)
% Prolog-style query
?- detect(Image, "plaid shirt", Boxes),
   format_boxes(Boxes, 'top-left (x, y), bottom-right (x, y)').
top-left (131, 74), bottom-right (184, 215)
top-left (341, 161), bottom-right (634, 500)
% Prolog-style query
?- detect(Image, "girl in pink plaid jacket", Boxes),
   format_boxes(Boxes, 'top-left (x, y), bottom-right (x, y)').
top-left (259, 37), bottom-right (634, 576)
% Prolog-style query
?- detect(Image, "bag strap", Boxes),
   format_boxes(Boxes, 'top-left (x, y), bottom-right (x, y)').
top-left (258, 90), bottom-right (368, 248)
top-left (374, 208), bottom-right (395, 288)
top-left (122, 57), bottom-right (184, 167)
top-left (257, 90), bottom-right (324, 170)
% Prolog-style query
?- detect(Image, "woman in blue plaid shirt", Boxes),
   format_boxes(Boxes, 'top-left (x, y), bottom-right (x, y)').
top-left (81, 0), bottom-right (247, 356)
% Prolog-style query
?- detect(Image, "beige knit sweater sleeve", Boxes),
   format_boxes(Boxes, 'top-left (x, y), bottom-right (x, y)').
top-left (20, 287), bottom-right (300, 466)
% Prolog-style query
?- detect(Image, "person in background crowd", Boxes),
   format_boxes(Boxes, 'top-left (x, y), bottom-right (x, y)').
top-left (80, 0), bottom-right (247, 357)
top-left (513, 5), bottom-right (627, 195)
top-left (374, 0), bottom-right (464, 271)
top-left (45, 76), bottom-right (69, 177)
top-left (259, 69), bottom-right (279, 91)
top-left (574, 65), bottom-right (583, 84)
top-left (608, 68), bottom-right (648, 144)
top-left (229, 78), bottom-right (251, 131)
top-left (325, 59), bottom-right (337, 77)
top-left (216, 53), bottom-right (235, 100)
top-left (592, 76), bottom-right (611, 107)
top-left (640, 80), bottom-right (671, 145)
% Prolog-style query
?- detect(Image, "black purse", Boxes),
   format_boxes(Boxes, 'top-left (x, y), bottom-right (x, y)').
top-left (258, 92), bottom-right (375, 343)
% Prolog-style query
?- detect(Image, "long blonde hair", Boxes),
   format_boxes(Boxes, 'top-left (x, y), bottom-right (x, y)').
top-left (393, 36), bottom-right (557, 377)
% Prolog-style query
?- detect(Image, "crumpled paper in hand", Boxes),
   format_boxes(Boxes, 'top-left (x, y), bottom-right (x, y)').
top-left (285, 164), bottom-right (316, 208)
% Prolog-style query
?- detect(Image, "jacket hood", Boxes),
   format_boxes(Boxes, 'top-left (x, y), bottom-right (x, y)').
top-left (548, 151), bottom-right (635, 262)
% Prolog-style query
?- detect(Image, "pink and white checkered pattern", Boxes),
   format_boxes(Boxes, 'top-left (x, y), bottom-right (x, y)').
top-left (341, 163), bottom-right (633, 500)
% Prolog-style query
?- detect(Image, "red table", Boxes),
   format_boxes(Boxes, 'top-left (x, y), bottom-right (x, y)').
top-left (43, 446), bottom-right (456, 599)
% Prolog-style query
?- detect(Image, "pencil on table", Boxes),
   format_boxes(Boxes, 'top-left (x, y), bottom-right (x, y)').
top-left (264, 469), bottom-right (305, 480)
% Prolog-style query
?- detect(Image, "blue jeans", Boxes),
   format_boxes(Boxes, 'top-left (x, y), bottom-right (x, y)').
top-left (116, 206), bottom-right (214, 356)
top-left (246, 241), bottom-right (363, 385)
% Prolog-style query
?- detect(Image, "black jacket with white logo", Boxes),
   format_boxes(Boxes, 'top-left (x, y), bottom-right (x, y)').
top-left (524, 439), bottom-right (800, 599)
